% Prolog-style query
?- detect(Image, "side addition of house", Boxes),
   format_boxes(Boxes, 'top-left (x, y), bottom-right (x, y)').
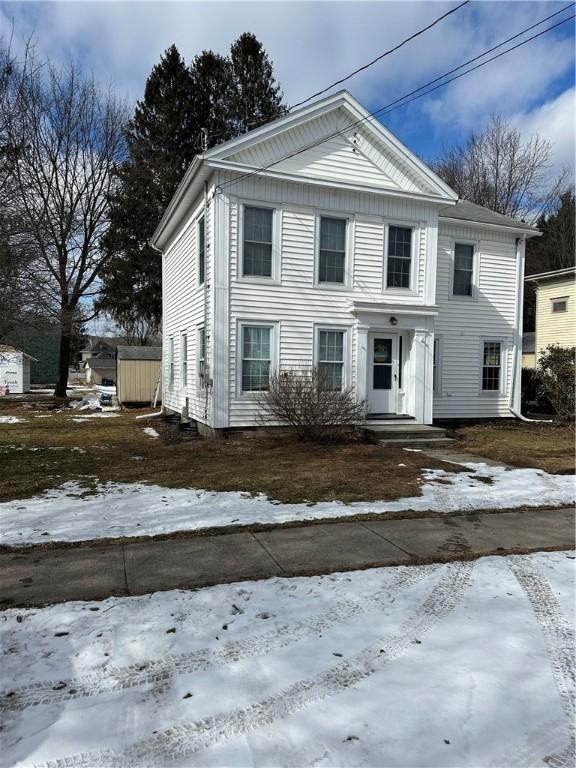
top-left (151, 91), bottom-right (539, 435)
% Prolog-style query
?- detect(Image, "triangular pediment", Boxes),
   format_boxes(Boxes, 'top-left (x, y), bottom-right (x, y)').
top-left (206, 92), bottom-right (457, 201)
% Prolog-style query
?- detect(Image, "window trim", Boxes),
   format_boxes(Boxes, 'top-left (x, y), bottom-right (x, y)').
top-left (551, 296), bottom-right (568, 313)
top-left (168, 336), bottom-right (175, 389)
top-left (383, 221), bottom-right (419, 295)
top-left (180, 332), bottom-right (188, 387)
top-left (237, 201), bottom-right (281, 283)
top-left (197, 215), bottom-right (206, 285)
top-left (197, 326), bottom-right (206, 389)
top-left (314, 213), bottom-right (354, 289)
top-left (479, 338), bottom-right (508, 396)
top-left (449, 238), bottom-right (479, 300)
top-left (236, 320), bottom-right (279, 398)
top-left (433, 335), bottom-right (443, 395)
top-left (313, 324), bottom-right (351, 390)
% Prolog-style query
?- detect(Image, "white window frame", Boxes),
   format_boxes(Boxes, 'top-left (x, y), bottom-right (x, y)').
top-left (383, 221), bottom-right (419, 296)
top-left (313, 324), bottom-right (351, 390)
top-left (479, 338), bottom-right (508, 396)
top-left (450, 239), bottom-right (479, 300)
top-left (433, 335), bottom-right (443, 395)
top-left (236, 320), bottom-right (279, 398)
top-left (237, 200), bottom-right (281, 283)
top-left (168, 337), bottom-right (175, 389)
top-left (314, 212), bottom-right (354, 290)
top-left (197, 215), bottom-right (206, 285)
top-left (180, 332), bottom-right (188, 386)
top-left (197, 326), bottom-right (206, 389)
top-left (551, 296), bottom-right (568, 313)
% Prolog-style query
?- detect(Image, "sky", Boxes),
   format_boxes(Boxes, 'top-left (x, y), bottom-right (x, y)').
top-left (1, 0), bottom-right (574, 181)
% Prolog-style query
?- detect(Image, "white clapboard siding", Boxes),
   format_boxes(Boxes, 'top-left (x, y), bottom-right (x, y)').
top-left (433, 223), bottom-right (518, 419)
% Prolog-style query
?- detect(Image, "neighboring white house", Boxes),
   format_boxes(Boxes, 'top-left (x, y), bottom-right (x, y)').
top-left (0, 345), bottom-right (37, 394)
top-left (151, 91), bottom-right (538, 435)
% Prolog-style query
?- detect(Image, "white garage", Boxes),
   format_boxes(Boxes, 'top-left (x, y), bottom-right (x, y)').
top-left (0, 344), bottom-right (37, 394)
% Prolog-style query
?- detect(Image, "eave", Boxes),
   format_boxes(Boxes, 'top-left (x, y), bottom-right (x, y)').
top-left (438, 215), bottom-right (541, 237)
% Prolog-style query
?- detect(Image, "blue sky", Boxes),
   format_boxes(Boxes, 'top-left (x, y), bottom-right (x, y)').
top-left (2, 0), bottom-right (574, 180)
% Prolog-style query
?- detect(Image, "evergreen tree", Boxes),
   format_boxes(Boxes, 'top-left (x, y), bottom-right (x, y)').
top-left (99, 36), bottom-right (286, 332)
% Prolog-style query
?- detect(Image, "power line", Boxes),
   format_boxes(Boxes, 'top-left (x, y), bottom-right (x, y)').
top-left (289, 0), bottom-right (470, 110)
top-left (217, 7), bottom-right (575, 192)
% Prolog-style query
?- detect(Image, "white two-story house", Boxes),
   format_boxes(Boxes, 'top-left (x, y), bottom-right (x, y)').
top-left (151, 91), bottom-right (538, 436)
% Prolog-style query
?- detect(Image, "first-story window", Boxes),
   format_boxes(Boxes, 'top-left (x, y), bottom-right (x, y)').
top-left (181, 333), bottom-right (188, 384)
top-left (243, 206), bottom-right (273, 277)
top-left (198, 328), bottom-right (206, 387)
top-left (168, 337), bottom-right (174, 388)
top-left (433, 338), bottom-right (441, 393)
top-left (386, 225), bottom-right (413, 289)
top-left (318, 216), bottom-right (347, 284)
top-left (453, 243), bottom-right (474, 296)
top-left (318, 329), bottom-right (344, 391)
top-left (552, 297), bottom-right (568, 313)
top-left (198, 216), bottom-right (205, 284)
top-left (242, 325), bottom-right (271, 392)
top-left (482, 341), bottom-right (502, 391)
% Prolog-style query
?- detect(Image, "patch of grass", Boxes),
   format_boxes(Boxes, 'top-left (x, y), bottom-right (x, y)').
top-left (0, 408), bottom-right (463, 504)
top-left (454, 421), bottom-right (575, 475)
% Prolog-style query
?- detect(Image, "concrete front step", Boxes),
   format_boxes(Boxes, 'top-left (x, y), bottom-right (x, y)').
top-left (376, 437), bottom-right (456, 449)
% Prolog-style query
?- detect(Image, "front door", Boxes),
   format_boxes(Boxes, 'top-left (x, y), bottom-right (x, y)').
top-left (368, 335), bottom-right (398, 414)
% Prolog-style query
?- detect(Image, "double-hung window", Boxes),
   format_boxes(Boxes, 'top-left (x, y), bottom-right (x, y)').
top-left (318, 217), bottom-right (347, 284)
top-left (482, 341), bottom-right (502, 392)
top-left (198, 217), bottom-right (205, 285)
top-left (386, 225), bottom-right (413, 289)
top-left (242, 326), bottom-right (271, 392)
top-left (433, 338), bottom-right (441, 394)
top-left (318, 330), bottom-right (344, 391)
top-left (552, 297), bottom-right (568, 313)
top-left (198, 328), bottom-right (206, 387)
top-left (243, 206), bottom-right (273, 278)
top-left (181, 333), bottom-right (188, 384)
top-left (453, 243), bottom-right (474, 296)
top-left (168, 337), bottom-right (174, 388)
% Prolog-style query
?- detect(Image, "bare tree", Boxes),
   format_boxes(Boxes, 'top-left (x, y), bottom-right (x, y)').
top-left (1, 46), bottom-right (128, 395)
top-left (432, 115), bottom-right (568, 223)
top-left (258, 365), bottom-right (366, 441)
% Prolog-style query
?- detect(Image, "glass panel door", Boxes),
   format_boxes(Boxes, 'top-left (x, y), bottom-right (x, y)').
top-left (373, 338), bottom-right (392, 390)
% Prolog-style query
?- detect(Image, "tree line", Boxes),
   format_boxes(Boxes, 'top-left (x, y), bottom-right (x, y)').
top-left (1, 29), bottom-right (573, 396)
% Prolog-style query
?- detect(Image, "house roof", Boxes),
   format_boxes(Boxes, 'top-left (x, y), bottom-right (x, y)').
top-left (83, 357), bottom-right (115, 370)
top-left (117, 345), bottom-right (162, 361)
top-left (0, 344), bottom-right (38, 361)
top-left (522, 332), bottom-right (535, 355)
top-left (525, 266), bottom-right (575, 284)
top-left (80, 336), bottom-right (124, 353)
top-left (438, 200), bottom-right (538, 234)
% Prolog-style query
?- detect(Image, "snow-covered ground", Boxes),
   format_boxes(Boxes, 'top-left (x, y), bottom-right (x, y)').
top-left (0, 415), bottom-right (26, 424)
top-left (1, 551), bottom-right (573, 767)
top-left (0, 462), bottom-right (574, 548)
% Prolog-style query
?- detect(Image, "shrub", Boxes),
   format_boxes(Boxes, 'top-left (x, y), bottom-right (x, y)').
top-left (521, 367), bottom-right (553, 414)
top-left (257, 366), bottom-right (367, 441)
top-left (537, 345), bottom-right (575, 422)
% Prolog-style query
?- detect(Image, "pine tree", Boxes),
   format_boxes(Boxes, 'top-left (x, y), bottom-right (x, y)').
top-left (99, 37), bottom-right (287, 332)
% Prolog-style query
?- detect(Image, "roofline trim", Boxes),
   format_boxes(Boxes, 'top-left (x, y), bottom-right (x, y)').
top-left (438, 214), bottom-right (540, 236)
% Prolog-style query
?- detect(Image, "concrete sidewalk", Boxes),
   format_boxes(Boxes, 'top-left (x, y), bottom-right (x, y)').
top-left (1, 507), bottom-right (574, 608)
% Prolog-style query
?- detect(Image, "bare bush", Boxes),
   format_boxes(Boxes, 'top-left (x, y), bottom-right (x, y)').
top-left (537, 345), bottom-right (575, 422)
top-left (257, 366), bottom-right (366, 441)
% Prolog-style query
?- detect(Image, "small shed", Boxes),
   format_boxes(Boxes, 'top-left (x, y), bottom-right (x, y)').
top-left (116, 346), bottom-right (162, 405)
top-left (83, 357), bottom-right (116, 386)
top-left (0, 345), bottom-right (37, 394)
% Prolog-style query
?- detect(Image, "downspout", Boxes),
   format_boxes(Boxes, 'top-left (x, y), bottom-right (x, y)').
top-left (509, 234), bottom-right (548, 423)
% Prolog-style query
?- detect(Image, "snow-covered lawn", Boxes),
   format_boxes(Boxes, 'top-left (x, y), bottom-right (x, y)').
top-left (1, 551), bottom-right (573, 767)
top-left (0, 462), bottom-right (574, 548)
top-left (0, 416), bottom-right (26, 424)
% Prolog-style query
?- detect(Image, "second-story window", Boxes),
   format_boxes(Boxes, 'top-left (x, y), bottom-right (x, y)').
top-left (318, 216), bottom-right (346, 284)
top-left (198, 216), bottom-right (205, 284)
top-left (386, 225), bottom-right (413, 289)
top-left (243, 206), bottom-right (273, 278)
top-left (453, 243), bottom-right (474, 296)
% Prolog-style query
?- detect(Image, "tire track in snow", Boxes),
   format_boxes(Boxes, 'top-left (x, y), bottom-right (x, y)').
top-left (32, 560), bottom-right (473, 768)
top-left (1, 566), bottom-right (436, 713)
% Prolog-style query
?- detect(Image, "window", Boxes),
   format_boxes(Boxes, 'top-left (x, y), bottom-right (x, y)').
top-left (181, 333), bottom-right (188, 384)
top-left (386, 225), bottom-right (413, 289)
top-left (433, 338), bottom-right (441, 393)
top-left (453, 243), bottom-right (474, 296)
top-left (242, 326), bottom-right (271, 392)
top-left (318, 330), bottom-right (344, 391)
top-left (243, 206), bottom-right (273, 277)
top-left (482, 341), bottom-right (501, 391)
top-left (318, 217), bottom-right (347, 284)
top-left (198, 217), bottom-right (205, 284)
top-left (398, 335), bottom-right (403, 390)
top-left (168, 337), bottom-right (174, 388)
top-left (552, 298), bottom-right (568, 313)
top-left (198, 328), bottom-right (206, 387)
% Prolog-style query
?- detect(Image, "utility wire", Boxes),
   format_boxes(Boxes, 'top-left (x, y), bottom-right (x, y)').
top-left (290, 0), bottom-right (470, 110)
top-left (216, 7), bottom-right (575, 192)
